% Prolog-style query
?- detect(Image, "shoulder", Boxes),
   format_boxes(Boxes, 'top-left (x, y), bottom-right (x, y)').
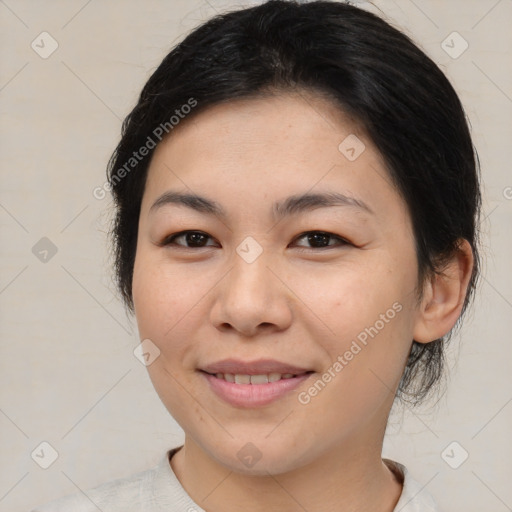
top-left (385, 459), bottom-right (443, 512)
top-left (31, 452), bottom-right (171, 512)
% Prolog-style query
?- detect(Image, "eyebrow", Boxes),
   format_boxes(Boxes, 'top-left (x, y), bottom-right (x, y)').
top-left (149, 190), bottom-right (374, 220)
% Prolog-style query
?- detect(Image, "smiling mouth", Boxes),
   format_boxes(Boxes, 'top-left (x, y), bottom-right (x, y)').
top-left (201, 370), bottom-right (314, 407)
top-left (202, 371), bottom-right (314, 384)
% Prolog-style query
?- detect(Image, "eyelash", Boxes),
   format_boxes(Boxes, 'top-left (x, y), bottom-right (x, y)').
top-left (159, 230), bottom-right (351, 250)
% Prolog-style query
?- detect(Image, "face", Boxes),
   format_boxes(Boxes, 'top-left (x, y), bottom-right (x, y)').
top-left (132, 93), bottom-right (421, 475)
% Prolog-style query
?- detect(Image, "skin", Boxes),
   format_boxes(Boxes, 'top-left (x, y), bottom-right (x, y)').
top-left (132, 92), bottom-right (473, 512)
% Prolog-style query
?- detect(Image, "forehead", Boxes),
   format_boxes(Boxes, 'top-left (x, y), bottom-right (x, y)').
top-left (142, 93), bottom-right (406, 227)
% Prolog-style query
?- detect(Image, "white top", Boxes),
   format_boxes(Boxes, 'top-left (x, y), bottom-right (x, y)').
top-left (32, 446), bottom-right (441, 511)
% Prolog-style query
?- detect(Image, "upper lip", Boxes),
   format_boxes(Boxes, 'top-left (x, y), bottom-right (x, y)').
top-left (200, 359), bottom-right (313, 375)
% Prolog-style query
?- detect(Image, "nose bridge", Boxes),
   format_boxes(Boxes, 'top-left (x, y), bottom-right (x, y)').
top-left (227, 243), bottom-right (274, 308)
top-left (211, 238), bottom-right (292, 334)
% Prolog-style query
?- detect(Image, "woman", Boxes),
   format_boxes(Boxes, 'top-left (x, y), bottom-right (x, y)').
top-left (34, 1), bottom-right (480, 510)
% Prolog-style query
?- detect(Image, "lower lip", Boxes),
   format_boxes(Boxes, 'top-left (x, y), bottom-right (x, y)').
top-left (201, 372), bottom-right (312, 408)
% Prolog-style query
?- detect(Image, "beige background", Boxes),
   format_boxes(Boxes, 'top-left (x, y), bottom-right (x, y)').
top-left (0, 0), bottom-right (511, 510)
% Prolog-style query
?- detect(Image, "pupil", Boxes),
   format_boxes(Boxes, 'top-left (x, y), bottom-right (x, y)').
top-left (309, 232), bottom-right (329, 247)
top-left (188, 232), bottom-right (206, 246)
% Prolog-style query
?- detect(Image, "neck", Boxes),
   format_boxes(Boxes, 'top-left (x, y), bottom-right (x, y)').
top-left (170, 426), bottom-right (402, 512)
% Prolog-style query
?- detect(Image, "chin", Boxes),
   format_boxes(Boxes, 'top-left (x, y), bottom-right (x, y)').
top-left (202, 436), bottom-right (314, 477)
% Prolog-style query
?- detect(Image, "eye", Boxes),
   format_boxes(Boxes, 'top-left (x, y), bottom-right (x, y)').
top-left (160, 230), bottom-right (218, 248)
top-left (159, 230), bottom-right (350, 250)
top-left (292, 231), bottom-right (350, 249)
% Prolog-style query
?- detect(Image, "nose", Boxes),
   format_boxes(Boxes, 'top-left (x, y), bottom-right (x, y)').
top-left (209, 250), bottom-right (293, 338)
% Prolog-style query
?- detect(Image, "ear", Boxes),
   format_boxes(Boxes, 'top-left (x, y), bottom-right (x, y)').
top-left (413, 239), bottom-right (474, 343)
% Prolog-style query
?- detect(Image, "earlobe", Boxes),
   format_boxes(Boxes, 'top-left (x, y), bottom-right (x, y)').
top-left (413, 239), bottom-right (474, 344)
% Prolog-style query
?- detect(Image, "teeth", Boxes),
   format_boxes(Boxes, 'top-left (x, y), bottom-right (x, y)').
top-left (234, 374), bottom-right (251, 384)
top-left (213, 372), bottom-right (300, 384)
top-left (250, 374), bottom-right (269, 384)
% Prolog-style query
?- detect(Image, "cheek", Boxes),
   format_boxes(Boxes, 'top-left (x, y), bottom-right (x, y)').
top-left (304, 261), bottom-right (405, 328)
top-left (307, 262), bottom-right (413, 380)
top-left (132, 256), bottom-right (200, 411)
top-left (133, 251), bottom-right (195, 339)
top-left (132, 251), bottom-right (216, 376)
